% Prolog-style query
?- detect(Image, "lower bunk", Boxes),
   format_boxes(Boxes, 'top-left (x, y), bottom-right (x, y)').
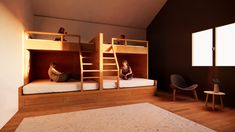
top-left (19, 78), bottom-right (157, 109)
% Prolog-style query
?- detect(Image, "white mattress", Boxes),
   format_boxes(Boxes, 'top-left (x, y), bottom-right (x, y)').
top-left (103, 78), bottom-right (155, 89)
top-left (23, 80), bottom-right (98, 95)
top-left (23, 78), bottom-right (155, 95)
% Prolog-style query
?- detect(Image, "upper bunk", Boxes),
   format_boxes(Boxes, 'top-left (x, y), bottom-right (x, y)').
top-left (101, 33), bottom-right (149, 54)
top-left (24, 31), bottom-right (81, 52)
top-left (24, 31), bottom-right (149, 54)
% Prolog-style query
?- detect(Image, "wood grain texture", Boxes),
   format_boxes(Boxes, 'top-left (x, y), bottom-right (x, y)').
top-left (117, 53), bottom-right (148, 78)
top-left (30, 51), bottom-right (80, 81)
top-left (2, 91), bottom-right (235, 132)
top-left (18, 85), bottom-right (157, 109)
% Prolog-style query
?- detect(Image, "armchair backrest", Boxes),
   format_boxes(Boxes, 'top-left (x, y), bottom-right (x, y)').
top-left (170, 74), bottom-right (187, 88)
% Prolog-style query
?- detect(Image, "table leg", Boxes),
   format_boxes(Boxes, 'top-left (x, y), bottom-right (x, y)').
top-left (205, 94), bottom-right (209, 107)
top-left (220, 95), bottom-right (224, 109)
top-left (212, 94), bottom-right (215, 110)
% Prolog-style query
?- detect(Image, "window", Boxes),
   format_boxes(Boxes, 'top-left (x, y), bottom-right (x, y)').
top-left (216, 23), bottom-right (235, 66)
top-left (192, 29), bottom-right (213, 66)
top-left (192, 23), bottom-right (235, 67)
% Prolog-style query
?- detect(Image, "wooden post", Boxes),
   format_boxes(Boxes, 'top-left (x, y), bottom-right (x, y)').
top-left (212, 94), bottom-right (215, 110)
top-left (112, 44), bottom-right (120, 89)
top-left (124, 39), bottom-right (127, 46)
top-left (61, 34), bottom-right (63, 44)
top-left (99, 33), bottom-right (103, 90)
top-left (24, 38), bottom-right (30, 85)
top-left (78, 34), bottom-right (83, 92)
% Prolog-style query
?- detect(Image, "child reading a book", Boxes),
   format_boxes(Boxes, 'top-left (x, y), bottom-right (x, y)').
top-left (120, 60), bottom-right (133, 80)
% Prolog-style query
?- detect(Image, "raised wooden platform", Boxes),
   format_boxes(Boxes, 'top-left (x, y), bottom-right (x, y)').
top-left (19, 83), bottom-right (157, 110)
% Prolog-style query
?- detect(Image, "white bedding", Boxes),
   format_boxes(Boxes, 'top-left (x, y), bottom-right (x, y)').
top-left (23, 80), bottom-right (98, 94)
top-left (23, 78), bottom-right (155, 95)
top-left (103, 78), bottom-right (155, 89)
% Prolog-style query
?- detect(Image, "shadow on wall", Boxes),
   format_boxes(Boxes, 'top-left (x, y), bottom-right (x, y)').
top-left (0, 0), bottom-right (34, 30)
top-left (0, 0), bottom-right (34, 129)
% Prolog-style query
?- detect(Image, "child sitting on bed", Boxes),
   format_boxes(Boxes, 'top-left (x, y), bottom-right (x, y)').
top-left (115, 34), bottom-right (126, 45)
top-left (55, 27), bottom-right (67, 41)
top-left (120, 60), bottom-right (133, 80)
top-left (48, 62), bottom-right (69, 82)
top-left (48, 63), bottom-right (79, 82)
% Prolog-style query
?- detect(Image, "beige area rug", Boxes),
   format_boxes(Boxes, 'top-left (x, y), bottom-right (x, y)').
top-left (16, 103), bottom-right (214, 132)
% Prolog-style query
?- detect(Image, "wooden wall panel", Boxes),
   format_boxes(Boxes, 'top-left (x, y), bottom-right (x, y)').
top-left (117, 54), bottom-right (148, 78)
top-left (30, 51), bottom-right (80, 81)
top-left (147, 0), bottom-right (235, 107)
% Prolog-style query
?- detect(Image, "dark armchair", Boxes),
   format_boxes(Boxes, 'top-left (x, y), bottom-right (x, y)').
top-left (170, 74), bottom-right (198, 101)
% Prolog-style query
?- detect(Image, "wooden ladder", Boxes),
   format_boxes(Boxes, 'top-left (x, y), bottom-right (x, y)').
top-left (80, 51), bottom-right (100, 92)
top-left (103, 44), bottom-right (120, 88)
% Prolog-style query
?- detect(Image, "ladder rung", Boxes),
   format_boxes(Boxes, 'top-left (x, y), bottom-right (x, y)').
top-left (83, 76), bottom-right (100, 79)
top-left (103, 63), bottom-right (116, 65)
top-left (82, 57), bottom-right (92, 59)
top-left (83, 70), bottom-right (100, 72)
top-left (83, 63), bottom-right (93, 65)
top-left (103, 70), bottom-right (118, 72)
top-left (103, 57), bottom-right (115, 60)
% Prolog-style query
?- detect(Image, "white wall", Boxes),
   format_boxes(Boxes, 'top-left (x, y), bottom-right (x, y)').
top-left (34, 16), bottom-right (146, 43)
top-left (0, 0), bottom-right (34, 129)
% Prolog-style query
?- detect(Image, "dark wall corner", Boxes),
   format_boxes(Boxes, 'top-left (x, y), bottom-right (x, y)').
top-left (147, 0), bottom-right (235, 107)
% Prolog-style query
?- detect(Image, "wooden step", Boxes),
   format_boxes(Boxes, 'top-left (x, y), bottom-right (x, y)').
top-left (83, 76), bottom-right (100, 79)
top-left (82, 57), bottom-right (92, 59)
top-left (103, 63), bottom-right (116, 66)
top-left (103, 69), bottom-right (118, 72)
top-left (83, 63), bottom-right (93, 65)
top-left (103, 57), bottom-right (115, 60)
top-left (83, 70), bottom-right (100, 72)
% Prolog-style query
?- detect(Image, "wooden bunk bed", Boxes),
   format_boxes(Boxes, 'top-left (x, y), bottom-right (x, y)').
top-left (19, 32), bottom-right (157, 109)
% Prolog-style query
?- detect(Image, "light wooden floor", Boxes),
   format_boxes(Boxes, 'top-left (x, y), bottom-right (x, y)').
top-left (1, 91), bottom-right (235, 132)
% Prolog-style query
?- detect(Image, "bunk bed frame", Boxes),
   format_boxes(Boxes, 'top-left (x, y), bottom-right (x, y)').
top-left (19, 31), bottom-right (157, 109)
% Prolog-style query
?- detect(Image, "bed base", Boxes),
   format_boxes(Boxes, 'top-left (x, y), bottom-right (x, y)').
top-left (19, 81), bottom-right (157, 110)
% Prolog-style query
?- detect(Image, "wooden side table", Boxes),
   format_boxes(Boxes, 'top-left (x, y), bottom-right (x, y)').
top-left (204, 91), bottom-right (225, 110)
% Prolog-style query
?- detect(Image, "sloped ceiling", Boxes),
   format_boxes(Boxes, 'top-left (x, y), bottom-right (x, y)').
top-left (31, 0), bottom-right (167, 29)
